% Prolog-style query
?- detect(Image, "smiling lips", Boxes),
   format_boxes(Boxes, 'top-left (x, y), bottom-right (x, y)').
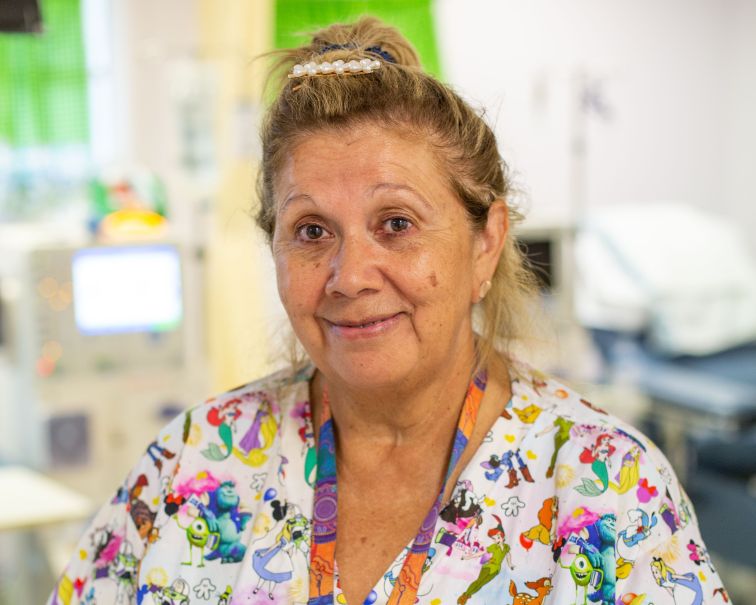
top-left (325, 312), bottom-right (405, 339)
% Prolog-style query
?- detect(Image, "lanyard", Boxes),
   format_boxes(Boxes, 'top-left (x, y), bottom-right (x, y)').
top-left (308, 369), bottom-right (488, 605)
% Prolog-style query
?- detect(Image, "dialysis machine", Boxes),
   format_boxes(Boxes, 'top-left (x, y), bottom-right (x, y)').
top-left (0, 226), bottom-right (208, 503)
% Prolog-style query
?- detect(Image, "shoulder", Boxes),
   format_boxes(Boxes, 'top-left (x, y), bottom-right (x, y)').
top-left (508, 359), bottom-right (694, 542)
top-left (195, 363), bottom-right (313, 419)
top-left (509, 359), bottom-right (656, 457)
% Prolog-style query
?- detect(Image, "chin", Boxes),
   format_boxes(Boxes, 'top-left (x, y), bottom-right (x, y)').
top-left (322, 347), bottom-right (420, 391)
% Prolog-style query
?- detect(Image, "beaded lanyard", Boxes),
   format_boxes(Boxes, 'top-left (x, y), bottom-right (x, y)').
top-left (307, 369), bottom-right (488, 605)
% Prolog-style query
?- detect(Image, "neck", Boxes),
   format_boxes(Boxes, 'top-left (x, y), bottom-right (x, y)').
top-left (310, 343), bottom-right (478, 464)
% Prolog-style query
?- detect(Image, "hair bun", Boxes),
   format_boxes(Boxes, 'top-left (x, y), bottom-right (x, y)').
top-left (305, 16), bottom-right (422, 69)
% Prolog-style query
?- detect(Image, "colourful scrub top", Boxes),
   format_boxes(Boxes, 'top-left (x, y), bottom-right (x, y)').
top-left (47, 362), bottom-right (729, 605)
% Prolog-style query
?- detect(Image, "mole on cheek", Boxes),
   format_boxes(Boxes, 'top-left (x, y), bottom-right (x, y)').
top-left (429, 272), bottom-right (438, 287)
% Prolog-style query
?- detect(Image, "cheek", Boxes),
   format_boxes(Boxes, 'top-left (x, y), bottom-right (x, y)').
top-left (405, 241), bottom-right (473, 302)
top-left (400, 248), bottom-right (473, 329)
top-left (275, 256), bottom-right (322, 318)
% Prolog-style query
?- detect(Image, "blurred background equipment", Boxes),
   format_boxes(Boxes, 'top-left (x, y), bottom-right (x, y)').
top-left (575, 201), bottom-right (756, 578)
top-left (0, 224), bottom-right (206, 504)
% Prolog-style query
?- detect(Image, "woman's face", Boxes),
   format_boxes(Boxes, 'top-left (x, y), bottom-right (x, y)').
top-left (272, 124), bottom-right (504, 391)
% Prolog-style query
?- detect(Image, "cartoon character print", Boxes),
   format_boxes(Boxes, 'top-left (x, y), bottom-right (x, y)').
top-left (687, 539), bottom-right (716, 574)
top-left (171, 473), bottom-right (252, 565)
top-left (616, 508), bottom-right (657, 579)
top-left (536, 416), bottom-right (575, 479)
top-left (554, 508), bottom-right (616, 605)
top-left (216, 584), bottom-right (233, 605)
top-left (436, 480), bottom-right (485, 558)
top-left (290, 400), bottom-right (316, 486)
top-left (457, 515), bottom-right (514, 605)
top-left (251, 499), bottom-right (310, 600)
top-left (47, 362), bottom-right (730, 605)
top-left (650, 556), bottom-right (705, 605)
top-left (558, 550), bottom-right (603, 605)
top-left (152, 577), bottom-right (191, 605)
top-left (609, 445), bottom-right (643, 494)
top-left (512, 403), bottom-right (543, 425)
top-left (481, 449), bottom-right (535, 488)
top-left (178, 512), bottom-right (220, 567)
top-left (146, 441), bottom-right (177, 473)
top-left (128, 475), bottom-right (159, 543)
top-left (87, 522), bottom-right (137, 603)
top-left (509, 577), bottom-right (553, 605)
top-left (202, 392), bottom-right (278, 467)
top-left (203, 481), bottom-right (251, 562)
top-left (114, 449), bottom-right (176, 546)
top-left (519, 497), bottom-right (558, 551)
top-left (109, 540), bottom-right (139, 603)
top-left (575, 432), bottom-right (617, 497)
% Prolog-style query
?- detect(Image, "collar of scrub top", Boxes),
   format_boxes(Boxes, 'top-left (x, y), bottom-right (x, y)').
top-left (307, 367), bottom-right (488, 605)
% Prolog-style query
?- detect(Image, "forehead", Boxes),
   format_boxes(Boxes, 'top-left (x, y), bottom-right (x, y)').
top-left (274, 124), bottom-right (451, 205)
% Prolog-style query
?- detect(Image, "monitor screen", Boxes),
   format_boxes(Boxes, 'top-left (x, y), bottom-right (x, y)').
top-left (72, 245), bottom-right (182, 334)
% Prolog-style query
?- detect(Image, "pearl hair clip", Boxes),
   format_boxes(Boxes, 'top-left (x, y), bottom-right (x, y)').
top-left (288, 58), bottom-right (382, 79)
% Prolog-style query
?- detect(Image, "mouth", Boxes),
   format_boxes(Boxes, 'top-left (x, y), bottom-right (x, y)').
top-left (325, 312), bottom-right (404, 339)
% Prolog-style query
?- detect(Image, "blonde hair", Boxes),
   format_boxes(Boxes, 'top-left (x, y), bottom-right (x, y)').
top-left (651, 557), bottom-right (675, 585)
top-left (256, 17), bottom-right (538, 367)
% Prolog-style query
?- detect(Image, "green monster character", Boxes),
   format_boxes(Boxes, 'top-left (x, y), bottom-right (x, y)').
top-left (559, 552), bottom-right (603, 605)
top-left (181, 516), bottom-right (220, 567)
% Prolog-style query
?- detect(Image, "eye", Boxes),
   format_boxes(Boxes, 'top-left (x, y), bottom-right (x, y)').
top-left (296, 223), bottom-right (329, 241)
top-left (575, 556), bottom-right (588, 571)
top-left (383, 216), bottom-right (412, 234)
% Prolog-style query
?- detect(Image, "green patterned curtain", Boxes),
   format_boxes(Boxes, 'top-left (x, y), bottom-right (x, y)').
top-left (274, 0), bottom-right (441, 77)
top-left (0, 0), bottom-right (89, 147)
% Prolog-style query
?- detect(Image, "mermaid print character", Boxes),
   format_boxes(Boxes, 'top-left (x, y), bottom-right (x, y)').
top-left (575, 434), bottom-right (616, 497)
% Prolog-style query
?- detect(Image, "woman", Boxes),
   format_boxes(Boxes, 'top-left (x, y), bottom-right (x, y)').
top-left (48, 17), bottom-right (727, 605)
top-left (651, 557), bottom-right (705, 605)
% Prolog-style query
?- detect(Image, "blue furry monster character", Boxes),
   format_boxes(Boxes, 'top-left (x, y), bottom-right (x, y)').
top-left (556, 513), bottom-right (616, 605)
top-left (580, 514), bottom-right (616, 605)
top-left (203, 481), bottom-right (252, 563)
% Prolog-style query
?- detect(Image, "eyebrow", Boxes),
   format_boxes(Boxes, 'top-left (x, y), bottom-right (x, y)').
top-left (279, 192), bottom-right (315, 214)
top-left (279, 182), bottom-right (434, 214)
top-left (369, 182), bottom-right (433, 211)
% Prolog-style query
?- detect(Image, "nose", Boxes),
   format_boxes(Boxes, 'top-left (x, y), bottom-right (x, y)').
top-left (325, 233), bottom-right (383, 298)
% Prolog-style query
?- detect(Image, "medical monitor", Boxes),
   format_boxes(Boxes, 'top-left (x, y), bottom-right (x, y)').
top-left (72, 245), bottom-right (183, 335)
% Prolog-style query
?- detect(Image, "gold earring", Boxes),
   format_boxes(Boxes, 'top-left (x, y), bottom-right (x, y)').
top-left (478, 279), bottom-right (492, 301)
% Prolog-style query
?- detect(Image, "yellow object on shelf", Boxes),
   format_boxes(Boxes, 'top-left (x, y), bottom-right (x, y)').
top-left (99, 208), bottom-right (168, 242)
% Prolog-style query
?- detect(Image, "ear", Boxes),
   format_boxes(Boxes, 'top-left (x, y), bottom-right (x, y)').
top-left (472, 200), bottom-right (509, 302)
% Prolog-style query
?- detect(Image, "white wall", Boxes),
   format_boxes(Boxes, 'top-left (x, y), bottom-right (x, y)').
top-left (107, 0), bottom-right (207, 238)
top-left (722, 0), bottom-right (756, 239)
top-left (436, 0), bottom-right (755, 244)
